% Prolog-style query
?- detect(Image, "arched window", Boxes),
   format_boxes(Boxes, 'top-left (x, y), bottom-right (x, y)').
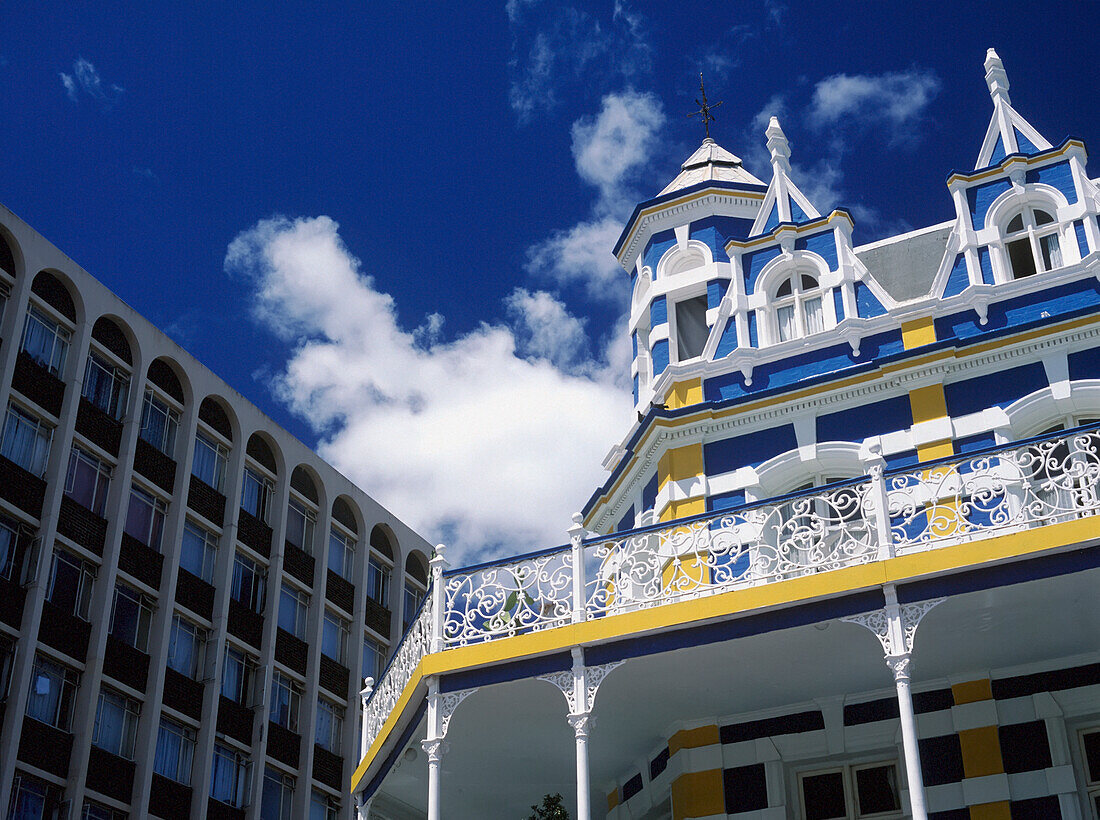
top-left (1003, 206), bottom-right (1062, 279)
top-left (773, 272), bottom-right (824, 342)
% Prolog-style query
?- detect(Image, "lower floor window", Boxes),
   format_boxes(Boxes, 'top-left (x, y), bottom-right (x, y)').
top-left (309, 790), bottom-right (339, 820)
top-left (799, 762), bottom-right (900, 820)
top-left (211, 743), bottom-right (251, 808)
top-left (154, 716), bottom-right (196, 784)
top-left (92, 687), bottom-right (140, 760)
top-left (1079, 728), bottom-right (1100, 816)
top-left (81, 802), bottom-right (126, 820)
top-left (260, 767), bottom-right (294, 820)
top-left (8, 772), bottom-right (61, 820)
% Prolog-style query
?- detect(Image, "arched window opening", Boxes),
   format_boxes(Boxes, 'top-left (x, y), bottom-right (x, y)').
top-left (91, 317), bottom-right (132, 365)
top-left (405, 552), bottom-right (428, 585)
top-left (140, 360), bottom-right (184, 457)
top-left (403, 551), bottom-right (428, 631)
top-left (0, 233), bottom-right (15, 279)
top-left (773, 272), bottom-right (824, 342)
top-left (369, 525), bottom-right (395, 561)
top-left (331, 498), bottom-right (358, 535)
top-left (147, 359), bottom-right (184, 404)
top-left (31, 272), bottom-right (76, 323)
top-left (198, 397), bottom-right (232, 442)
top-left (83, 318), bottom-right (132, 421)
top-left (290, 466), bottom-right (318, 504)
top-left (1004, 206), bottom-right (1062, 279)
top-left (242, 434), bottom-right (277, 524)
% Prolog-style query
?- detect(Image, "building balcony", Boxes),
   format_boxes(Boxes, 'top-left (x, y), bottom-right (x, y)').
top-left (353, 422), bottom-right (1100, 816)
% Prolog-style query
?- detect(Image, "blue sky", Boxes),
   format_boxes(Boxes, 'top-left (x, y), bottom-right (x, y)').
top-left (4, 2), bottom-right (1100, 560)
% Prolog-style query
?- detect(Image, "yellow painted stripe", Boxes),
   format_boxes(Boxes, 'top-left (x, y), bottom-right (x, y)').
top-left (969, 801), bottom-right (1012, 820)
top-left (916, 439), bottom-right (955, 462)
top-left (671, 769), bottom-right (725, 819)
top-left (659, 496), bottom-right (706, 523)
top-left (607, 789), bottom-right (619, 811)
top-left (669, 724), bottom-right (720, 755)
top-left (959, 725), bottom-right (1004, 778)
top-left (667, 378), bottom-right (703, 410)
top-left (952, 679), bottom-right (993, 705)
top-left (901, 316), bottom-right (937, 350)
top-left (351, 514), bottom-right (1100, 790)
top-left (909, 383), bottom-right (948, 424)
top-left (946, 140), bottom-right (1082, 186)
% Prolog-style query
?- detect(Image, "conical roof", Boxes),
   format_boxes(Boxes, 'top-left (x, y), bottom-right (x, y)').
top-left (660, 138), bottom-right (764, 195)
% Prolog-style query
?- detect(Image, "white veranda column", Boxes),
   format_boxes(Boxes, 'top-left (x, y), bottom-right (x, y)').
top-left (421, 676), bottom-right (478, 820)
top-left (539, 647), bottom-right (623, 820)
top-left (844, 588), bottom-right (943, 820)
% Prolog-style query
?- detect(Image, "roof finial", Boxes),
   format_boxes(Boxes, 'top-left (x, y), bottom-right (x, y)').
top-left (984, 48), bottom-right (1011, 105)
top-left (765, 116), bottom-right (791, 174)
top-left (687, 73), bottom-right (722, 140)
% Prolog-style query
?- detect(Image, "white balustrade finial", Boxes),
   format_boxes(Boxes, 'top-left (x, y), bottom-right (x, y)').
top-left (766, 116), bottom-right (792, 173)
top-left (567, 512), bottom-right (586, 541)
top-left (984, 47), bottom-right (1010, 105)
top-left (360, 677), bottom-right (375, 704)
top-left (430, 543), bottom-right (448, 570)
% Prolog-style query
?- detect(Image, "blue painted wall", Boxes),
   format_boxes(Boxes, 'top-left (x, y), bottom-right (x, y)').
top-left (989, 134), bottom-right (1006, 165)
top-left (652, 339), bottom-right (670, 377)
top-left (651, 295), bottom-right (667, 327)
top-left (1068, 346), bottom-right (1100, 381)
top-left (790, 197), bottom-right (808, 223)
top-left (762, 201), bottom-right (779, 233)
top-left (703, 329), bottom-right (904, 403)
top-left (855, 281), bottom-right (887, 318)
top-left (1015, 129), bottom-right (1039, 155)
top-left (642, 474), bottom-right (658, 512)
top-left (832, 287), bottom-right (845, 321)
top-left (943, 362), bottom-right (1048, 417)
top-left (714, 316), bottom-right (738, 359)
top-left (616, 504), bottom-right (635, 533)
top-left (747, 312), bottom-right (759, 347)
top-left (707, 490), bottom-right (746, 512)
top-left (934, 276), bottom-right (1100, 343)
top-left (955, 431), bottom-right (998, 453)
top-left (1025, 160), bottom-right (1076, 205)
top-left (795, 231), bottom-right (838, 270)
top-left (816, 395), bottom-right (912, 444)
top-left (742, 245), bottom-right (781, 293)
top-left (704, 424), bottom-right (798, 476)
top-left (943, 254), bottom-right (969, 298)
top-left (978, 246), bottom-right (994, 285)
top-left (707, 279), bottom-right (728, 310)
top-left (967, 178), bottom-right (1012, 231)
top-left (644, 230), bottom-right (677, 276)
top-left (1075, 220), bottom-right (1089, 258)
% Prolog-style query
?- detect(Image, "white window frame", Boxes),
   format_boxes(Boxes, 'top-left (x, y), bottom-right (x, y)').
top-left (140, 389), bottom-right (180, 455)
top-left (82, 350), bottom-right (130, 420)
top-left (109, 582), bottom-right (155, 653)
top-left (241, 465), bottom-right (274, 523)
top-left (125, 484), bottom-right (167, 551)
top-left (270, 671), bottom-right (302, 732)
top-left (180, 519), bottom-right (218, 583)
top-left (1, 403), bottom-right (53, 476)
top-left (154, 715), bottom-right (196, 784)
top-left (314, 696), bottom-right (344, 753)
top-left (65, 445), bottom-right (112, 517)
top-left (1001, 205), bottom-right (1065, 281)
top-left (278, 582), bottom-right (310, 639)
top-left (210, 742), bottom-right (252, 808)
top-left (47, 547), bottom-right (96, 620)
top-left (771, 270), bottom-right (828, 344)
top-left (20, 304), bottom-right (71, 376)
top-left (328, 525), bottom-right (355, 580)
top-left (286, 497), bottom-right (317, 555)
top-left (167, 613), bottom-right (207, 679)
top-left (191, 431), bottom-right (229, 491)
top-left (367, 554), bottom-right (390, 608)
top-left (796, 760), bottom-right (903, 820)
top-left (92, 686), bottom-right (141, 760)
top-left (231, 551), bottom-right (266, 612)
top-left (668, 290), bottom-right (710, 364)
top-left (321, 610), bottom-right (349, 665)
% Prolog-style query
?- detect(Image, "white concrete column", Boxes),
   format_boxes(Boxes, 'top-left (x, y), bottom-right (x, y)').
top-left (359, 677), bottom-right (374, 760)
top-left (887, 652), bottom-right (928, 820)
top-left (843, 588), bottom-right (943, 820)
top-left (568, 712), bottom-right (592, 820)
top-left (568, 513), bottom-right (586, 624)
top-left (422, 676), bottom-right (445, 820)
top-left (429, 545), bottom-right (447, 653)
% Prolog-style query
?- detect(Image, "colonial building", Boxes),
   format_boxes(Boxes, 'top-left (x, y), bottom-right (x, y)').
top-left (354, 51), bottom-right (1100, 820)
top-left (0, 198), bottom-right (433, 818)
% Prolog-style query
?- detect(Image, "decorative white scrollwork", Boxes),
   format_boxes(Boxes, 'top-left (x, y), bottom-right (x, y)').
top-left (420, 738), bottom-right (448, 764)
top-left (567, 713), bottom-right (591, 740)
top-left (538, 659), bottom-right (624, 715)
top-left (843, 598), bottom-right (944, 658)
top-left (887, 428), bottom-right (1100, 551)
top-left (443, 549), bottom-right (574, 646)
top-left (362, 599), bottom-right (433, 752)
top-left (586, 478), bottom-right (881, 615)
top-left (538, 669), bottom-right (580, 715)
top-left (438, 688), bottom-right (477, 739)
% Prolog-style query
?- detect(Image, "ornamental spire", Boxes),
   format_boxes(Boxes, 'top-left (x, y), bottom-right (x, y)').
top-left (984, 47), bottom-right (1011, 106)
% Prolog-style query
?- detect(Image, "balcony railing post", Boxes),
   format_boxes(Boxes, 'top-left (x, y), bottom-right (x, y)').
top-left (429, 544), bottom-right (448, 653)
top-left (568, 513), bottom-right (587, 624)
top-left (864, 447), bottom-right (895, 560)
top-left (359, 677), bottom-right (374, 760)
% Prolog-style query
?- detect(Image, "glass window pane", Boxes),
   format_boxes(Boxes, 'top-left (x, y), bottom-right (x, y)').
top-left (802, 771), bottom-right (847, 820)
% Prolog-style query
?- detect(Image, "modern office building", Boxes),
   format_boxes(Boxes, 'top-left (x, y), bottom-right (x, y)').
top-left (353, 51), bottom-right (1100, 819)
top-left (0, 193), bottom-right (433, 818)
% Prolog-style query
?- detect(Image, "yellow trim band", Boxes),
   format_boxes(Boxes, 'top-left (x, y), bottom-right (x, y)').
top-left (669, 724), bottom-right (720, 755)
top-left (901, 316), bottom-right (937, 350)
top-left (969, 801), bottom-right (1012, 820)
top-left (951, 679), bottom-right (993, 705)
top-left (671, 769), bottom-right (725, 819)
top-left (667, 378), bottom-right (704, 410)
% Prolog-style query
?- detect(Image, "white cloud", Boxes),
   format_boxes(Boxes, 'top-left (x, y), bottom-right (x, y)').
top-left (59, 58), bottom-right (123, 106)
top-left (527, 90), bottom-right (665, 296)
top-left (507, 2), bottom-right (651, 122)
top-left (226, 216), bottom-right (631, 563)
top-left (807, 70), bottom-right (940, 133)
top-left (505, 288), bottom-right (590, 371)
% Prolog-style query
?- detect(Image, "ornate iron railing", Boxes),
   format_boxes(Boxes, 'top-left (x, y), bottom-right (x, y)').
top-left (362, 597), bottom-right (432, 751)
top-left (361, 423), bottom-right (1100, 755)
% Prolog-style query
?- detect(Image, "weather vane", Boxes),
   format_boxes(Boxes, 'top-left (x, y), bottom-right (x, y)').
top-left (687, 73), bottom-right (722, 139)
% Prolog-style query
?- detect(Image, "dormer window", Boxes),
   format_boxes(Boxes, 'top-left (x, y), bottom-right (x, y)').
top-left (774, 273), bottom-right (824, 342)
top-left (1004, 207), bottom-right (1062, 279)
